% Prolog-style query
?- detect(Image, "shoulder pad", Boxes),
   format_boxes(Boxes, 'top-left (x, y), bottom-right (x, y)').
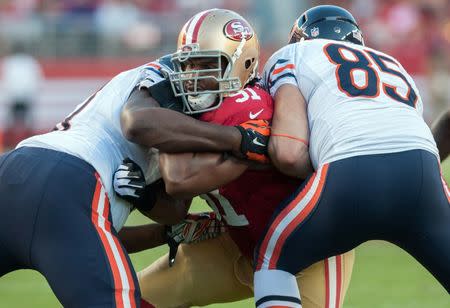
top-left (157, 55), bottom-right (175, 73)
top-left (147, 79), bottom-right (184, 113)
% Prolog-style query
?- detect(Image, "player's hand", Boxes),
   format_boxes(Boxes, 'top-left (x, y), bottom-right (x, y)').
top-left (166, 212), bottom-right (227, 266)
top-left (113, 158), bottom-right (156, 211)
top-left (235, 119), bottom-right (271, 163)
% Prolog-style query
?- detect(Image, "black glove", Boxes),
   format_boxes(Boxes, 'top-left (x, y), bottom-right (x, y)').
top-left (235, 119), bottom-right (271, 163)
top-left (113, 158), bottom-right (157, 212)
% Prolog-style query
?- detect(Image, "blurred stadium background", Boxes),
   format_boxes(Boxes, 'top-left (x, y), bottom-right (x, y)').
top-left (0, 0), bottom-right (448, 307)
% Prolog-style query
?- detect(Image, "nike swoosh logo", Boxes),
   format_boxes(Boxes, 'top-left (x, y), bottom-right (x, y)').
top-left (249, 109), bottom-right (264, 120)
top-left (252, 137), bottom-right (266, 147)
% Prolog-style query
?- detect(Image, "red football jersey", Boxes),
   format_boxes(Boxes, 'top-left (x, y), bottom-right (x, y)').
top-left (199, 85), bottom-right (301, 258)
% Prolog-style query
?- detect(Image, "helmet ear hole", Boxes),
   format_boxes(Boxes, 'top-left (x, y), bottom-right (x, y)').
top-left (245, 59), bottom-right (252, 69)
top-left (299, 15), bottom-right (306, 26)
top-left (220, 55), bottom-right (229, 74)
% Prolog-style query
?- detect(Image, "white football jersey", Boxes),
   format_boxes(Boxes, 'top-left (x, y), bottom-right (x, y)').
top-left (18, 56), bottom-right (174, 230)
top-left (262, 39), bottom-right (438, 169)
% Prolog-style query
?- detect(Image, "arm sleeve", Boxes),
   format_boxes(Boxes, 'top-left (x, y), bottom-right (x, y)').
top-left (135, 62), bottom-right (166, 89)
top-left (262, 44), bottom-right (300, 97)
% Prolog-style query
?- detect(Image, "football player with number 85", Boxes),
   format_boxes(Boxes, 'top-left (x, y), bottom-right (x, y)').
top-left (254, 5), bottom-right (450, 308)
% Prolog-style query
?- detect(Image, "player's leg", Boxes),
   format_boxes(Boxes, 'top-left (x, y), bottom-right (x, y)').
top-left (222, 251), bottom-right (356, 308)
top-left (391, 150), bottom-right (450, 292)
top-left (236, 250), bottom-right (355, 308)
top-left (0, 230), bottom-right (22, 278)
top-left (297, 250), bottom-right (355, 308)
top-left (211, 245), bottom-right (356, 308)
top-left (30, 151), bottom-right (139, 307)
top-left (138, 232), bottom-right (253, 307)
top-left (137, 223), bottom-right (355, 308)
top-left (0, 150), bottom-right (19, 276)
top-left (253, 150), bottom-right (446, 307)
top-left (253, 162), bottom-right (363, 308)
top-left (0, 148), bottom-right (52, 276)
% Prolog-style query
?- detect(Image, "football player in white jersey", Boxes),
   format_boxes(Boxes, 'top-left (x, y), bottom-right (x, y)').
top-left (0, 31), bottom-right (270, 307)
top-left (254, 5), bottom-right (450, 308)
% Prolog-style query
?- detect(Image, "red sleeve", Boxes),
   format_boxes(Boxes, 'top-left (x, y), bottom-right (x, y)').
top-left (199, 85), bottom-right (274, 126)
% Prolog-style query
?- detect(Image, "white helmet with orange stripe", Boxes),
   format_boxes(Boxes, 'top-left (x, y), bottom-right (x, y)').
top-left (169, 8), bottom-right (260, 114)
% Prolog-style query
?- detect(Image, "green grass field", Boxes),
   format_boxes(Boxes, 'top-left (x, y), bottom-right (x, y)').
top-left (0, 160), bottom-right (449, 307)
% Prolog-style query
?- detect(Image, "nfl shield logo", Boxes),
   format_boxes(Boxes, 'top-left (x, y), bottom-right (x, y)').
top-left (311, 27), bottom-right (320, 37)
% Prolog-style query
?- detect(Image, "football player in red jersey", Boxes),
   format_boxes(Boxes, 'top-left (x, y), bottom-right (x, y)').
top-left (116, 9), bottom-right (355, 308)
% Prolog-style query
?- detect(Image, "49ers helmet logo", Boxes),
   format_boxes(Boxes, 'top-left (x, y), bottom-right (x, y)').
top-left (224, 19), bottom-right (253, 41)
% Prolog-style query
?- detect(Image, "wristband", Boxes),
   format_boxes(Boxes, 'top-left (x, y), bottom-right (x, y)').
top-left (136, 179), bottom-right (164, 212)
top-left (271, 133), bottom-right (309, 146)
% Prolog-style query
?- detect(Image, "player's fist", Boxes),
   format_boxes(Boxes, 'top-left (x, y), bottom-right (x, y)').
top-left (235, 119), bottom-right (271, 163)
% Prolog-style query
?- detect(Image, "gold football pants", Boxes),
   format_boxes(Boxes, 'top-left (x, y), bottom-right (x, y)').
top-left (138, 233), bottom-right (354, 308)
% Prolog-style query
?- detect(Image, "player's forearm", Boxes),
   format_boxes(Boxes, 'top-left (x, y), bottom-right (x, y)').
top-left (122, 108), bottom-right (241, 154)
top-left (118, 224), bottom-right (167, 253)
top-left (143, 194), bottom-right (191, 225)
top-left (270, 84), bottom-right (313, 178)
top-left (160, 152), bottom-right (248, 199)
top-left (269, 137), bottom-right (313, 179)
top-left (432, 110), bottom-right (450, 161)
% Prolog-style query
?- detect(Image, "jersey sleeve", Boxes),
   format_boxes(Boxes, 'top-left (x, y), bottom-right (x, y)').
top-left (133, 56), bottom-right (184, 112)
top-left (135, 54), bottom-right (175, 90)
top-left (135, 62), bottom-right (167, 90)
top-left (262, 44), bottom-right (300, 97)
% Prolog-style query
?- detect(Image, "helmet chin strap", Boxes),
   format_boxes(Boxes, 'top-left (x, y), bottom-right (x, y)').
top-left (223, 37), bottom-right (247, 81)
top-left (231, 37), bottom-right (246, 64)
top-left (187, 93), bottom-right (217, 111)
top-left (222, 37), bottom-right (250, 88)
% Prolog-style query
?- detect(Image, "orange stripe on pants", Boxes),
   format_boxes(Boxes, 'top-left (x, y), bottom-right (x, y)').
top-left (91, 174), bottom-right (137, 308)
top-left (91, 178), bottom-right (124, 307)
top-left (256, 171), bottom-right (318, 271)
top-left (269, 165), bottom-right (329, 269)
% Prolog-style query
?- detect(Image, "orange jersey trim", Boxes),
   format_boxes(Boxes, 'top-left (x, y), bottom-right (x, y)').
top-left (272, 64), bottom-right (295, 75)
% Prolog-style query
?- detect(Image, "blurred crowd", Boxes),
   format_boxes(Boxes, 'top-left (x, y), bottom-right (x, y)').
top-left (0, 0), bottom-right (255, 56)
top-left (0, 0), bottom-right (449, 151)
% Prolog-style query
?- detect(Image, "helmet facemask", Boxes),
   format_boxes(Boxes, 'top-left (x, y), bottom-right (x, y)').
top-left (169, 44), bottom-right (243, 114)
top-left (170, 9), bottom-right (260, 114)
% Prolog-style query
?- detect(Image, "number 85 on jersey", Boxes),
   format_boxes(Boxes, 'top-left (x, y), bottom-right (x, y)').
top-left (323, 43), bottom-right (418, 108)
